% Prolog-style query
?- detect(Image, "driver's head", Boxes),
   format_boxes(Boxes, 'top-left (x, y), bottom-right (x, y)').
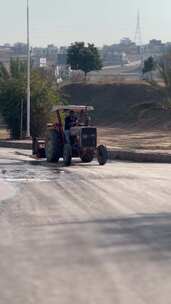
top-left (69, 110), bottom-right (74, 117)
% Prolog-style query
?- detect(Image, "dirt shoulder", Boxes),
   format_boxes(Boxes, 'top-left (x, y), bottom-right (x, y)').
top-left (98, 127), bottom-right (171, 153)
top-left (1, 127), bottom-right (171, 163)
top-left (1, 127), bottom-right (171, 153)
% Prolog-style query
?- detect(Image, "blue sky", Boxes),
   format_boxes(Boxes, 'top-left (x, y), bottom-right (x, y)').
top-left (0, 0), bottom-right (170, 46)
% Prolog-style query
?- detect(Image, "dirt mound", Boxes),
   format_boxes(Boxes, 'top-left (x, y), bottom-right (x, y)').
top-left (60, 82), bottom-right (166, 128)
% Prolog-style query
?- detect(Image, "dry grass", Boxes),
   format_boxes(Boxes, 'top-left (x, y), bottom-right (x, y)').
top-left (98, 128), bottom-right (171, 152)
top-left (0, 129), bottom-right (10, 140)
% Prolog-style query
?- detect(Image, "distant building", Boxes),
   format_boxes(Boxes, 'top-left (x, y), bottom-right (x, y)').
top-left (0, 39), bottom-right (171, 74)
top-left (0, 42), bottom-right (28, 69)
top-left (101, 49), bottom-right (128, 66)
top-left (120, 37), bottom-right (133, 46)
top-left (166, 42), bottom-right (171, 53)
top-left (12, 42), bottom-right (27, 55)
top-left (57, 47), bottom-right (67, 65)
top-left (0, 46), bottom-right (13, 65)
top-left (100, 38), bottom-right (137, 66)
top-left (32, 44), bottom-right (58, 68)
top-left (144, 39), bottom-right (165, 59)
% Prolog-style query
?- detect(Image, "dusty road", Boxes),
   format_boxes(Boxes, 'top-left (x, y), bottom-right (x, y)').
top-left (0, 148), bottom-right (171, 304)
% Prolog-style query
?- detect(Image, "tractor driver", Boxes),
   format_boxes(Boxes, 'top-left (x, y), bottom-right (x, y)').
top-left (64, 110), bottom-right (77, 144)
top-left (78, 109), bottom-right (90, 126)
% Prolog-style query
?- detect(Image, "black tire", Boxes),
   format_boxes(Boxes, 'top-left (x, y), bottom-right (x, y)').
top-left (63, 144), bottom-right (72, 166)
top-left (46, 130), bottom-right (61, 163)
top-left (32, 137), bottom-right (38, 155)
top-left (81, 152), bottom-right (94, 163)
top-left (32, 138), bottom-right (46, 158)
top-left (97, 145), bottom-right (108, 166)
top-left (37, 148), bottom-right (46, 159)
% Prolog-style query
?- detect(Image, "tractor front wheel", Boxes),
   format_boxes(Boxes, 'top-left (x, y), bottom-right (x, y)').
top-left (97, 145), bottom-right (108, 165)
top-left (63, 144), bottom-right (72, 166)
top-left (32, 137), bottom-right (38, 156)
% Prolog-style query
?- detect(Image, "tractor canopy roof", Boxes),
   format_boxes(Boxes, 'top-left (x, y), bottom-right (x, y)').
top-left (52, 105), bottom-right (94, 113)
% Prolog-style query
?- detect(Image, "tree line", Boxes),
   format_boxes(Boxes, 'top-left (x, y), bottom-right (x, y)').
top-left (0, 59), bottom-right (60, 138)
top-left (0, 42), bottom-right (102, 139)
top-left (143, 53), bottom-right (171, 89)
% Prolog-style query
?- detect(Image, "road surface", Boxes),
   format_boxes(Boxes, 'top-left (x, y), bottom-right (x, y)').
top-left (0, 147), bottom-right (171, 304)
top-left (102, 60), bottom-right (141, 73)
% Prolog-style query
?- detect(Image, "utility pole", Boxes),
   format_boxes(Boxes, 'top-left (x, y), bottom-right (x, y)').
top-left (20, 99), bottom-right (24, 139)
top-left (26, 0), bottom-right (31, 137)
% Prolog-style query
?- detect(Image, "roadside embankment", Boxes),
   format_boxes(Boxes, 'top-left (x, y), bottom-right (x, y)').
top-left (1, 138), bottom-right (171, 164)
top-left (0, 139), bottom-right (32, 150)
top-left (60, 82), bottom-right (167, 127)
top-left (109, 149), bottom-right (171, 163)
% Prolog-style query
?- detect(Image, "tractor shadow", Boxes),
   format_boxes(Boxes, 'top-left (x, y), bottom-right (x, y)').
top-left (27, 157), bottom-right (101, 169)
top-left (14, 150), bottom-right (111, 170)
top-left (28, 212), bottom-right (171, 265)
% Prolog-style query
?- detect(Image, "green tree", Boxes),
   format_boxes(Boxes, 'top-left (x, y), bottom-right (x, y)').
top-left (10, 58), bottom-right (27, 78)
top-left (157, 53), bottom-right (171, 89)
top-left (0, 77), bottom-right (25, 138)
top-left (0, 62), bottom-right (9, 81)
top-left (67, 42), bottom-right (102, 77)
top-left (30, 69), bottom-right (59, 137)
top-left (0, 60), bottom-right (59, 139)
top-left (143, 56), bottom-right (155, 75)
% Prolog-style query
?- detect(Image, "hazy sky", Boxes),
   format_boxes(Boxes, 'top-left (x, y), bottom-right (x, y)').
top-left (0, 0), bottom-right (170, 46)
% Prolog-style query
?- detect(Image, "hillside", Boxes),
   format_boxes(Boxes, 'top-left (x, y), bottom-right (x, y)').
top-left (60, 82), bottom-right (170, 129)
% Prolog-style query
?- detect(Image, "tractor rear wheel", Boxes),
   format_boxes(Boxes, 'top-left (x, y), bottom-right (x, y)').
top-left (97, 145), bottom-right (108, 165)
top-left (63, 144), bottom-right (72, 166)
top-left (46, 130), bottom-right (61, 163)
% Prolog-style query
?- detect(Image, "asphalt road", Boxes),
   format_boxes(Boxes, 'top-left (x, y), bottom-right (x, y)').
top-left (102, 60), bottom-right (141, 73)
top-left (1, 148), bottom-right (171, 304)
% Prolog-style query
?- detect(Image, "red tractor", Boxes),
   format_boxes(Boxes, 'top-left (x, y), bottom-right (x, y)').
top-left (33, 105), bottom-right (108, 166)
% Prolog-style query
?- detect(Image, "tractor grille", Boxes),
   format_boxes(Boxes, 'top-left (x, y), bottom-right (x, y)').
top-left (81, 128), bottom-right (97, 147)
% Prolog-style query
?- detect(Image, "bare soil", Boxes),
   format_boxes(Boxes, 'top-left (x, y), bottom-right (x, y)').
top-left (0, 129), bottom-right (9, 139)
top-left (60, 82), bottom-right (165, 126)
top-left (61, 82), bottom-right (171, 153)
top-left (98, 127), bottom-right (171, 152)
